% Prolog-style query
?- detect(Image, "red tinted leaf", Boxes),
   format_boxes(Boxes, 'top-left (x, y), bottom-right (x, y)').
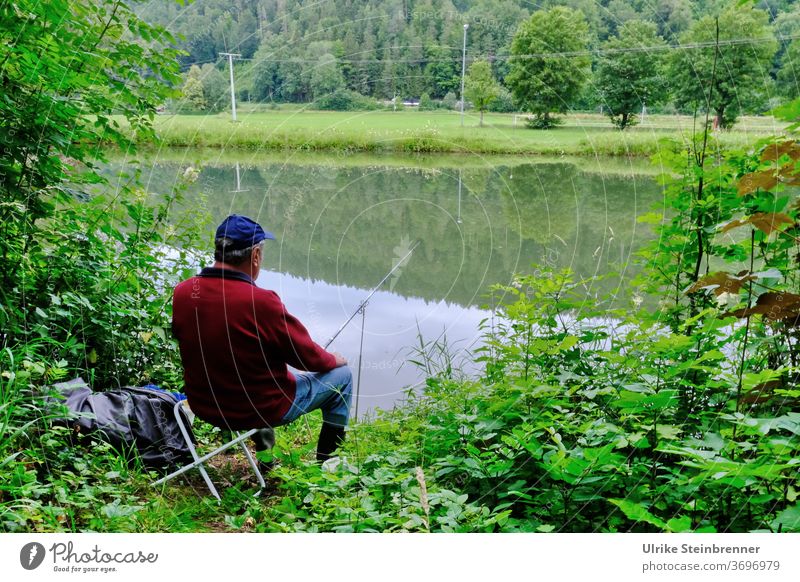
top-left (723, 292), bottom-right (800, 320)
top-left (760, 141), bottom-right (800, 162)
top-left (685, 271), bottom-right (755, 296)
top-left (749, 212), bottom-right (795, 235)
top-left (720, 212), bottom-right (794, 235)
top-left (738, 170), bottom-right (778, 196)
top-left (741, 379), bottom-right (782, 405)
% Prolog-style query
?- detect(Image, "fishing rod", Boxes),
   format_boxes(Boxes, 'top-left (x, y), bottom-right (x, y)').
top-left (324, 240), bottom-right (420, 349)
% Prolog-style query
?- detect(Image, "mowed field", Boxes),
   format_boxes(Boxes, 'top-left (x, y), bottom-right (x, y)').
top-left (140, 108), bottom-right (787, 156)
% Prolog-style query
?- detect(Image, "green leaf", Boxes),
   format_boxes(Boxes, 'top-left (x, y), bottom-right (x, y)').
top-left (102, 500), bottom-right (143, 519)
top-left (656, 424), bottom-right (682, 440)
top-left (636, 211), bottom-right (663, 224)
top-left (609, 499), bottom-right (666, 530)
top-left (613, 389), bottom-right (679, 412)
top-left (666, 516), bottom-right (694, 533)
top-left (771, 504), bottom-right (800, 532)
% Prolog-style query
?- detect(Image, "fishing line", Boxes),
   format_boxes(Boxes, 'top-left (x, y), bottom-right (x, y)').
top-left (354, 304), bottom-right (366, 422)
top-left (320, 240), bottom-right (419, 467)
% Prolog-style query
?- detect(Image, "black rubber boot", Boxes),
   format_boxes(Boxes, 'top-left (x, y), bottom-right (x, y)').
top-left (251, 427), bottom-right (277, 472)
top-left (251, 427), bottom-right (275, 452)
top-left (316, 422), bottom-right (346, 463)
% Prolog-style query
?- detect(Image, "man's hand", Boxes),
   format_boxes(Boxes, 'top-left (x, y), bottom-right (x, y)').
top-left (331, 351), bottom-right (348, 367)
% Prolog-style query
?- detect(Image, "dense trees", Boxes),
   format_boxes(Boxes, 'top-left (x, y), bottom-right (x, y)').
top-left (138, 0), bottom-right (800, 126)
top-left (778, 38), bottom-right (800, 97)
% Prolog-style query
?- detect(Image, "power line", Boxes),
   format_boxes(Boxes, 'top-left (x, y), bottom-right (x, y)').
top-left (179, 33), bottom-right (796, 71)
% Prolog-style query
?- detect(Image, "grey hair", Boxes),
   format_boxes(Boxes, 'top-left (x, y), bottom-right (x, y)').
top-left (214, 238), bottom-right (263, 266)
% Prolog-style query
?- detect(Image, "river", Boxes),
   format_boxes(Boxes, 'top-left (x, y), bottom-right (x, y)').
top-left (128, 151), bottom-right (665, 417)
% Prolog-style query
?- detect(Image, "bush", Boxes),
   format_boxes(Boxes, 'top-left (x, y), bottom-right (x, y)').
top-left (487, 88), bottom-right (516, 113)
top-left (419, 92), bottom-right (436, 111)
top-left (0, 0), bottom-right (207, 532)
top-left (442, 92), bottom-right (458, 110)
top-left (313, 89), bottom-right (380, 111)
top-left (525, 113), bottom-right (564, 129)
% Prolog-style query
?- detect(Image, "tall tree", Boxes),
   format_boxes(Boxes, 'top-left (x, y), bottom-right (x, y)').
top-left (279, 57), bottom-right (308, 102)
top-left (669, 6), bottom-right (777, 128)
top-left (604, 0), bottom-right (640, 36)
top-left (775, 7), bottom-right (800, 98)
top-left (250, 39), bottom-right (283, 102)
top-left (506, 7), bottom-right (591, 129)
top-left (465, 60), bottom-right (501, 126)
top-left (596, 20), bottom-right (668, 130)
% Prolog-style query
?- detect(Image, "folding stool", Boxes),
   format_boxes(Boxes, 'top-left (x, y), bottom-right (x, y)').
top-left (152, 400), bottom-right (266, 501)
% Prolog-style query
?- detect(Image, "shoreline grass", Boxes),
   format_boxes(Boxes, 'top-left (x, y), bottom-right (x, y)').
top-left (107, 146), bottom-right (672, 177)
top-left (131, 109), bottom-right (786, 157)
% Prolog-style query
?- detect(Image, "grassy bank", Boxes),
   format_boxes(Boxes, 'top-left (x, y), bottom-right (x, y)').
top-left (108, 147), bottom-right (670, 177)
top-left (136, 109), bottom-right (785, 156)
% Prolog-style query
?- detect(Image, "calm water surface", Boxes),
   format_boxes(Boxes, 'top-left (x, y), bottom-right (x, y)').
top-left (132, 153), bottom-right (665, 416)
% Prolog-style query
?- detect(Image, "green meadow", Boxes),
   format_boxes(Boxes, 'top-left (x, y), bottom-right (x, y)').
top-left (141, 108), bottom-right (785, 156)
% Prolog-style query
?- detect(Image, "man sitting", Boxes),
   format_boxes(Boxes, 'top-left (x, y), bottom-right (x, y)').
top-left (171, 214), bottom-right (352, 464)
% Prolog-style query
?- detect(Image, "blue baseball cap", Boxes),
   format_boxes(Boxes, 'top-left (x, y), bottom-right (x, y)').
top-left (215, 214), bottom-right (275, 250)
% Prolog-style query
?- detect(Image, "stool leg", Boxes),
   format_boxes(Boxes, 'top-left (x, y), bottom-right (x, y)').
top-left (238, 435), bottom-right (266, 491)
top-left (174, 403), bottom-right (221, 502)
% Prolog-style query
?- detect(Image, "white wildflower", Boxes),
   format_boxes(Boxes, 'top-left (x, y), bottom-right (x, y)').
top-left (183, 166), bottom-right (200, 183)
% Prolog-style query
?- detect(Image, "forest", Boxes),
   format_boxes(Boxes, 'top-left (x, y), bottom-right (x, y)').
top-left (142, 0), bottom-right (800, 128)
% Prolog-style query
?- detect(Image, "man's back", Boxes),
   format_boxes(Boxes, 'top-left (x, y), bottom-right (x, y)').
top-left (172, 268), bottom-right (336, 429)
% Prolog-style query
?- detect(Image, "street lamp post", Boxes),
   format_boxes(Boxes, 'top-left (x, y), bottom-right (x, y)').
top-left (460, 23), bottom-right (469, 127)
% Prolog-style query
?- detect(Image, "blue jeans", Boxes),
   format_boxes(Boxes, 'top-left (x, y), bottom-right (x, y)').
top-left (279, 365), bottom-right (353, 428)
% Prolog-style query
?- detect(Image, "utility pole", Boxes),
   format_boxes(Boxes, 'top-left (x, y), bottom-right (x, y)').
top-left (230, 162), bottom-right (249, 193)
top-left (460, 23), bottom-right (469, 127)
top-left (219, 52), bottom-right (241, 122)
top-left (457, 169), bottom-right (463, 224)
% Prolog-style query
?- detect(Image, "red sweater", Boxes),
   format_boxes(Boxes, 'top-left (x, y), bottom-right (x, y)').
top-left (171, 267), bottom-right (337, 429)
